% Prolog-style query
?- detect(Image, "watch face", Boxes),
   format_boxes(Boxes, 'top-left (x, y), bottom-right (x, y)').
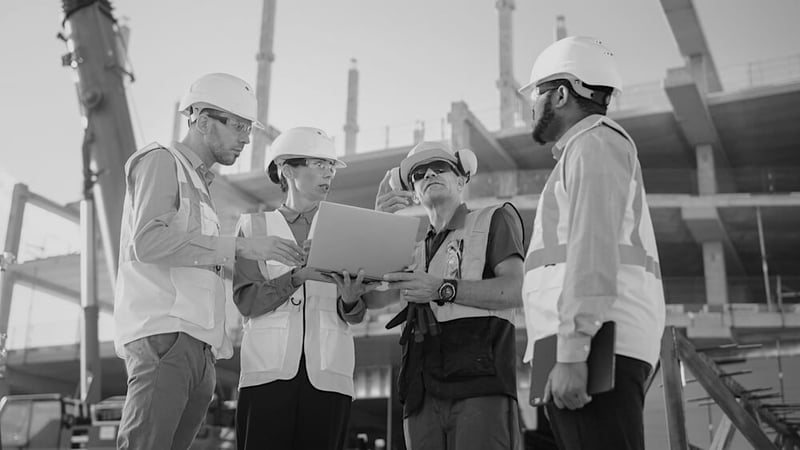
top-left (440, 283), bottom-right (455, 301)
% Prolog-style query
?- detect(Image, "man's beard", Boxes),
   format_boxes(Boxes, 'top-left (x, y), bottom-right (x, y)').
top-left (532, 99), bottom-right (556, 145)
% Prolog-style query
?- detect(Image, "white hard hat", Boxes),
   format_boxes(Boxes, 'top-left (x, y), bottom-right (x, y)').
top-left (391, 141), bottom-right (477, 191)
top-left (520, 36), bottom-right (623, 101)
top-left (178, 73), bottom-right (264, 129)
top-left (266, 127), bottom-right (345, 179)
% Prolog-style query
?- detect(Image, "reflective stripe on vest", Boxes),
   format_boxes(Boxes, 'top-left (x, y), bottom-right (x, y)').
top-left (423, 205), bottom-right (515, 324)
top-left (236, 211), bottom-right (355, 397)
top-left (524, 243), bottom-right (661, 279)
top-left (114, 142), bottom-right (232, 360)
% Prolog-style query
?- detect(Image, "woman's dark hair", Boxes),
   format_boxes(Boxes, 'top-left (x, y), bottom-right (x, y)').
top-left (267, 158), bottom-right (307, 192)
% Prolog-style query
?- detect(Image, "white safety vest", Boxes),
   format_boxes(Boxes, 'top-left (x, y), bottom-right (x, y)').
top-left (522, 117), bottom-right (665, 366)
top-left (114, 143), bottom-right (233, 359)
top-left (236, 211), bottom-right (355, 397)
top-left (418, 205), bottom-right (515, 324)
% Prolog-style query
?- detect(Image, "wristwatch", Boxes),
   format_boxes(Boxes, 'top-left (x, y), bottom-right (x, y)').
top-left (436, 279), bottom-right (458, 306)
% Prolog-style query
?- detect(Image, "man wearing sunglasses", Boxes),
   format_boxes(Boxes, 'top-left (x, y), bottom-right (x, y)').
top-left (114, 73), bottom-right (307, 450)
top-left (519, 37), bottom-right (665, 450)
top-left (370, 141), bottom-right (525, 450)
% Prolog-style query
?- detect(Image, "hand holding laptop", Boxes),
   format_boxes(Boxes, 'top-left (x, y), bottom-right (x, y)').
top-left (323, 269), bottom-right (381, 304)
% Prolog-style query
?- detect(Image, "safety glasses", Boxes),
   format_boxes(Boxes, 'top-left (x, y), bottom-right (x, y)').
top-left (409, 160), bottom-right (455, 183)
top-left (204, 112), bottom-right (253, 134)
top-left (302, 158), bottom-right (337, 172)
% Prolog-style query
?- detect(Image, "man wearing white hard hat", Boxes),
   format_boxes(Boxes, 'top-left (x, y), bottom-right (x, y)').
top-left (370, 141), bottom-right (525, 450)
top-left (233, 127), bottom-right (373, 449)
top-left (519, 37), bottom-right (665, 450)
top-left (114, 73), bottom-right (306, 450)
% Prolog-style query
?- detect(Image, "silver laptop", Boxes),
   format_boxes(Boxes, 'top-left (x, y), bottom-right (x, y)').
top-left (307, 201), bottom-right (421, 282)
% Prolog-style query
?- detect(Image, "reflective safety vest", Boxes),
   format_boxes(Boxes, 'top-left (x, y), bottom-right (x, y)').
top-left (418, 205), bottom-right (515, 325)
top-left (114, 143), bottom-right (233, 359)
top-left (236, 211), bottom-right (355, 397)
top-left (522, 116), bottom-right (665, 366)
top-left (398, 204), bottom-right (519, 414)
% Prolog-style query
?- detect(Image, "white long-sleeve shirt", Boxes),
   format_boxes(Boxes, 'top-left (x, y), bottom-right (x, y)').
top-left (523, 115), bottom-right (665, 366)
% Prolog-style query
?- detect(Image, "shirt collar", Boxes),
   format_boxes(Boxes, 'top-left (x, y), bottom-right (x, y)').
top-left (279, 203), bottom-right (318, 225)
top-left (551, 114), bottom-right (604, 160)
top-left (427, 203), bottom-right (469, 237)
top-left (173, 141), bottom-right (215, 186)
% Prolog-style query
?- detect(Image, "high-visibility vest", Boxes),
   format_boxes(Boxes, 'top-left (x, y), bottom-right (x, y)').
top-left (522, 116), bottom-right (665, 366)
top-left (419, 204), bottom-right (515, 324)
top-left (236, 211), bottom-right (355, 397)
top-left (398, 204), bottom-right (519, 411)
top-left (114, 143), bottom-right (233, 359)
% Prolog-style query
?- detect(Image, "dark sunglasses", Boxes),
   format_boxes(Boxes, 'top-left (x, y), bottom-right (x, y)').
top-left (409, 160), bottom-right (455, 183)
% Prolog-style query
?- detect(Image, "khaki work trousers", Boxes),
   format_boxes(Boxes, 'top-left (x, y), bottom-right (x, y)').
top-left (117, 332), bottom-right (216, 450)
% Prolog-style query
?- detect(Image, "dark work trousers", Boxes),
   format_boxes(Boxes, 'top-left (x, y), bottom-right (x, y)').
top-left (545, 355), bottom-right (652, 450)
top-left (236, 357), bottom-right (352, 450)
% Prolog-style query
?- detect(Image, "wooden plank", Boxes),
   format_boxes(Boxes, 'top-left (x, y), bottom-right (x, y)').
top-left (675, 332), bottom-right (780, 449)
top-left (661, 328), bottom-right (690, 450)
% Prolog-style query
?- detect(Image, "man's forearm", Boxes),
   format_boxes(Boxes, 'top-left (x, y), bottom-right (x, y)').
top-left (452, 275), bottom-right (522, 310)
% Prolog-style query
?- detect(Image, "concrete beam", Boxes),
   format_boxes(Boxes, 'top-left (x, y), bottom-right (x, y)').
top-left (448, 101), bottom-right (517, 172)
top-left (680, 205), bottom-right (745, 275)
top-left (355, 304), bottom-right (800, 341)
top-left (397, 193), bottom-right (800, 217)
top-left (664, 67), bottom-right (735, 193)
top-left (659, 0), bottom-right (722, 92)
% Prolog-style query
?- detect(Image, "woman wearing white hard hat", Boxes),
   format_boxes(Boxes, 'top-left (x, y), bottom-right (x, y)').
top-left (233, 127), bottom-right (372, 450)
top-left (519, 37), bottom-right (665, 450)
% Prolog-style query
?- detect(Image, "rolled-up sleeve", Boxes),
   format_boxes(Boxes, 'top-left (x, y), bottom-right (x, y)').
top-left (338, 297), bottom-right (367, 324)
top-left (128, 150), bottom-right (235, 267)
top-left (557, 129), bottom-right (632, 363)
top-left (232, 255), bottom-right (297, 318)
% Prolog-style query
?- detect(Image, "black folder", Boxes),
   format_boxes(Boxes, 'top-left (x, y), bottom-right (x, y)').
top-left (529, 321), bottom-right (616, 407)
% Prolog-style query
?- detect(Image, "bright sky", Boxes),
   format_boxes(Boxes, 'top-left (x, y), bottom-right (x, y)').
top-left (2, 0), bottom-right (799, 207)
top-left (0, 1), bottom-right (798, 346)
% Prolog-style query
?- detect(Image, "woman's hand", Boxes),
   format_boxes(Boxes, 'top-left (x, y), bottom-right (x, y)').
top-left (326, 269), bottom-right (379, 305)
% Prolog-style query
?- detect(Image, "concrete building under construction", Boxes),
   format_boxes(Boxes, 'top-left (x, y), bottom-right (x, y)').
top-left (1, 0), bottom-right (800, 449)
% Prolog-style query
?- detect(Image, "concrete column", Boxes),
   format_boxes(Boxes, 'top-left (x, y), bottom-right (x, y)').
top-left (703, 241), bottom-right (728, 306)
top-left (554, 15), bottom-right (567, 41)
top-left (412, 121), bottom-right (424, 144)
top-left (496, 0), bottom-right (516, 129)
top-left (171, 100), bottom-right (182, 143)
top-left (344, 58), bottom-right (359, 155)
top-left (252, 0), bottom-right (277, 170)
top-left (696, 144), bottom-right (717, 195)
top-left (696, 143), bottom-right (728, 305)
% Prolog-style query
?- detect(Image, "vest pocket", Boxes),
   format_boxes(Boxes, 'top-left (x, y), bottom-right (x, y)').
top-left (439, 319), bottom-right (496, 378)
top-left (168, 267), bottom-right (220, 329)
top-left (242, 311), bottom-right (291, 372)
top-left (319, 311), bottom-right (354, 376)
